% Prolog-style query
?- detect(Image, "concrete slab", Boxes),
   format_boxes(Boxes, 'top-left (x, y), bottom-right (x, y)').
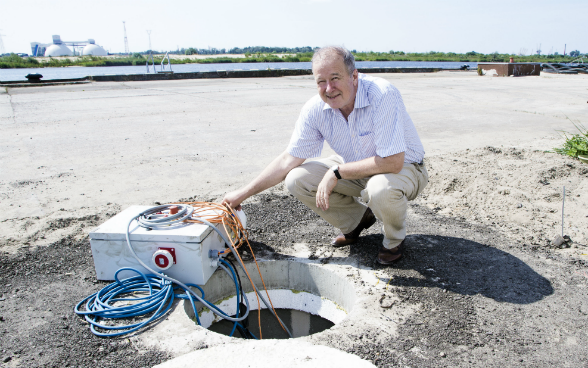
top-left (153, 339), bottom-right (376, 368)
top-left (2, 72), bottom-right (586, 237)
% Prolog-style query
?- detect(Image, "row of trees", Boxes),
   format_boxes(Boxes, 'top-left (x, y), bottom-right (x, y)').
top-left (179, 48), bottom-right (585, 59)
top-left (227, 46), bottom-right (314, 54)
top-left (181, 46), bottom-right (316, 55)
top-left (122, 48), bottom-right (585, 60)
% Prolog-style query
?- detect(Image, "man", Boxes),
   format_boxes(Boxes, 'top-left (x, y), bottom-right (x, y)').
top-left (222, 46), bottom-right (428, 264)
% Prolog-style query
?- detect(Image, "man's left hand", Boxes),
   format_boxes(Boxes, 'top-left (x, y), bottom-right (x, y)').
top-left (316, 169), bottom-right (338, 211)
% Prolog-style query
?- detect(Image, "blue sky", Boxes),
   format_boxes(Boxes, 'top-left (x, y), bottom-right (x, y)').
top-left (1, 0), bottom-right (586, 55)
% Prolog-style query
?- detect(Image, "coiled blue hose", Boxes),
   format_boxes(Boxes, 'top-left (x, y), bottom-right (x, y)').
top-left (74, 267), bottom-right (214, 336)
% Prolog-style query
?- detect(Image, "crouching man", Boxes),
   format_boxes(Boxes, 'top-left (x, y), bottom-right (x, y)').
top-left (222, 46), bottom-right (428, 264)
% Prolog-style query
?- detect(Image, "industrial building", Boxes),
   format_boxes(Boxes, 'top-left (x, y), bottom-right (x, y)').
top-left (30, 35), bottom-right (107, 57)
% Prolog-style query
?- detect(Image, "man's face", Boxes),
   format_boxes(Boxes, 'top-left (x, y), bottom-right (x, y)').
top-left (313, 55), bottom-right (358, 114)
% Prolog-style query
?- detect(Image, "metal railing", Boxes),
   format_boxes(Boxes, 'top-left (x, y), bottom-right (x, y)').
top-left (158, 52), bottom-right (173, 73)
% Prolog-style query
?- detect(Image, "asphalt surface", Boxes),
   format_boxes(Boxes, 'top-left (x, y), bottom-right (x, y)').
top-left (2, 189), bottom-right (586, 367)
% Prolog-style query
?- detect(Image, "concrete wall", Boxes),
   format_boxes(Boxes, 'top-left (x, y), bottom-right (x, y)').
top-left (185, 260), bottom-right (357, 320)
top-left (478, 63), bottom-right (541, 77)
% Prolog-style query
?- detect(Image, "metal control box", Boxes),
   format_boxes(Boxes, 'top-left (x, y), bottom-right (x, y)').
top-left (89, 206), bottom-right (231, 285)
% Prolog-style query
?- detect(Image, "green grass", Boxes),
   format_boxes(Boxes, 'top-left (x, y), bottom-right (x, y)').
top-left (0, 53), bottom-right (41, 68)
top-left (352, 51), bottom-right (578, 63)
top-left (554, 119), bottom-right (588, 158)
top-left (0, 53), bottom-right (311, 69)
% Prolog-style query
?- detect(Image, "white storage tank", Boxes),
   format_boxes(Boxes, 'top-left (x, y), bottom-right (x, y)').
top-left (82, 43), bottom-right (107, 56)
top-left (45, 44), bottom-right (73, 57)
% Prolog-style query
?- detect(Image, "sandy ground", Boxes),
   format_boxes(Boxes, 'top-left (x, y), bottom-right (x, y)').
top-left (1, 71), bottom-right (587, 367)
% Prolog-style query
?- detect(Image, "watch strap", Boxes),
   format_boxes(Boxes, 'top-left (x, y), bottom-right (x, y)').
top-left (332, 165), bottom-right (342, 180)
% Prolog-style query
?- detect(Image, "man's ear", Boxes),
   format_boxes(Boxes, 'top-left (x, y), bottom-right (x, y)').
top-left (352, 69), bottom-right (359, 85)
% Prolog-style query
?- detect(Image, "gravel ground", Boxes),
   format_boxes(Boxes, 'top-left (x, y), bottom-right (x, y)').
top-left (1, 149), bottom-right (588, 367)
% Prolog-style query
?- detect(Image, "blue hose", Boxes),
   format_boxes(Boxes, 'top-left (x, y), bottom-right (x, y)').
top-left (219, 259), bottom-right (240, 337)
top-left (74, 266), bottom-right (239, 337)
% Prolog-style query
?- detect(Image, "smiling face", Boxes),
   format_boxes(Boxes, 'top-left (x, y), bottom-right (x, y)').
top-left (312, 53), bottom-right (358, 118)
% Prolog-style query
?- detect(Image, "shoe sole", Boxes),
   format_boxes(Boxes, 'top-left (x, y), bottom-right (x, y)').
top-left (376, 242), bottom-right (404, 265)
top-left (331, 240), bottom-right (356, 248)
top-left (376, 252), bottom-right (402, 265)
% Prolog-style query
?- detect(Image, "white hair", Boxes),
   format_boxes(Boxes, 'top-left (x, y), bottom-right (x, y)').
top-left (311, 46), bottom-right (356, 75)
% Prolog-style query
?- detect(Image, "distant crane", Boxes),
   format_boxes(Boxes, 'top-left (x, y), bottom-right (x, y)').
top-left (123, 21), bottom-right (129, 55)
top-left (0, 30), bottom-right (6, 55)
top-left (536, 44), bottom-right (542, 56)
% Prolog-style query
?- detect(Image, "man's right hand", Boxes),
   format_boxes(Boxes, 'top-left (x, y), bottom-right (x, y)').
top-left (219, 151), bottom-right (305, 211)
top-left (221, 190), bottom-right (245, 210)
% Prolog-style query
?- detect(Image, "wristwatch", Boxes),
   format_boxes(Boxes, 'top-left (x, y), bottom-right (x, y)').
top-left (331, 165), bottom-right (342, 180)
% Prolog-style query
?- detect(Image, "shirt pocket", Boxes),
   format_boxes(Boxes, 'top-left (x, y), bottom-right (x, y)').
top-left (359, 132), bottom-right (377, 157)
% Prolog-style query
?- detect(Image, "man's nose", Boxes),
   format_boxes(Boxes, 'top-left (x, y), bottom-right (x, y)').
top-left (325, 81), bottom-right (335, 93)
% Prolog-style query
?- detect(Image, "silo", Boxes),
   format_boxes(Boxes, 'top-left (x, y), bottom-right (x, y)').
top-left (82, 44), bottom-right (107, 56)
top-left (45, 44), bottom-right (73, 57)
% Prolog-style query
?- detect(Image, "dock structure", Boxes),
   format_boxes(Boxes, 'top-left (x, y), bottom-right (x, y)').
top-left (477, 62), bottom-right (541, 77)
top-left (1, 67), bottom-right (443, 86)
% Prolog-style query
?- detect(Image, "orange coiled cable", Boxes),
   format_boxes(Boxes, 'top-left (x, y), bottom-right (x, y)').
top-left (174, 201), bottom-right (288, 338)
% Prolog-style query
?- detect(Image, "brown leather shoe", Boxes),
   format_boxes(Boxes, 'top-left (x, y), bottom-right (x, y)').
top-left (377, 241), bottom-right (404, 265)
top-left (331, 208), bottom-right (377, 247)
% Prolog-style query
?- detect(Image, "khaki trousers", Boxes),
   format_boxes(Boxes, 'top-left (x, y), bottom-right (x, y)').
top-left (285, 155), bottom-right (429, 249)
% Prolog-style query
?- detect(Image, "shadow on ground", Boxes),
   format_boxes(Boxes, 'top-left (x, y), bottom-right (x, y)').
top-left (355, 234), bottom-right (553, 305)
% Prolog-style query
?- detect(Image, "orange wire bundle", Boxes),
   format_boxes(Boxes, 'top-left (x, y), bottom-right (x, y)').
top-left (174, 201), bottom-right (287, 339)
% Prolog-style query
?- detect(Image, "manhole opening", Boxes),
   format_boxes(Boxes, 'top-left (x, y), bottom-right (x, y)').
top-left (184, 260), bottom-right (356, 339)
top-left (208, 307), bottom-right (335, 339)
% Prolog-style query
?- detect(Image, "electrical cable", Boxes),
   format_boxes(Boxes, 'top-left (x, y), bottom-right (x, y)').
top-left (224, 257), bottom-right (245, 303)
top-left (122, 204), bottom-right (252, 323)
top-left (218, 259), bottom-right (240, 337)
top-left (74, 261), bottom-right (245, 336)
top-left (221, 258), bottom-right (257, 339)
top-left (176, 202), bottom-right (293, 338)
top-left (74, 267), bottom-right (176, 337)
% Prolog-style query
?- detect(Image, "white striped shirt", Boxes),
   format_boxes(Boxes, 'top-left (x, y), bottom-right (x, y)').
top-left (287, 73), bottom-right (424, 164)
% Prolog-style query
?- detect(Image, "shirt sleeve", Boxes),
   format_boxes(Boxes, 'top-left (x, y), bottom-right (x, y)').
top-left (287, 99), bottom-right (324, 159)
top-left (373, 86), bottom-right (407, 158)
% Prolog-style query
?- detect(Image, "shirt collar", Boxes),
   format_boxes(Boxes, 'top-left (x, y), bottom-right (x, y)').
top-left (354, 75), bottom-right (370, 109)
top-left (321, 74), bottom-right (370, 111)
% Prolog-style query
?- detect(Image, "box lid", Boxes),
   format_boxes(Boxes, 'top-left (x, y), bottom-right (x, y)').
top-left (89, 205), bottom-right (224, 243)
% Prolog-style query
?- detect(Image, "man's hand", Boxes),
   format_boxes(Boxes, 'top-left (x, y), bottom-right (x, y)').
top-left (316, 169), bottom-right (338, 211)
top-left (222, 189), bottom-right (246, 210)
top-left (220, 151), bottom-right (306, 210)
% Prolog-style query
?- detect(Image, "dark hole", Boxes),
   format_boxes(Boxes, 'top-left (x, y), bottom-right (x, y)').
top-left (208, 308), bottom-right (334, 339)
